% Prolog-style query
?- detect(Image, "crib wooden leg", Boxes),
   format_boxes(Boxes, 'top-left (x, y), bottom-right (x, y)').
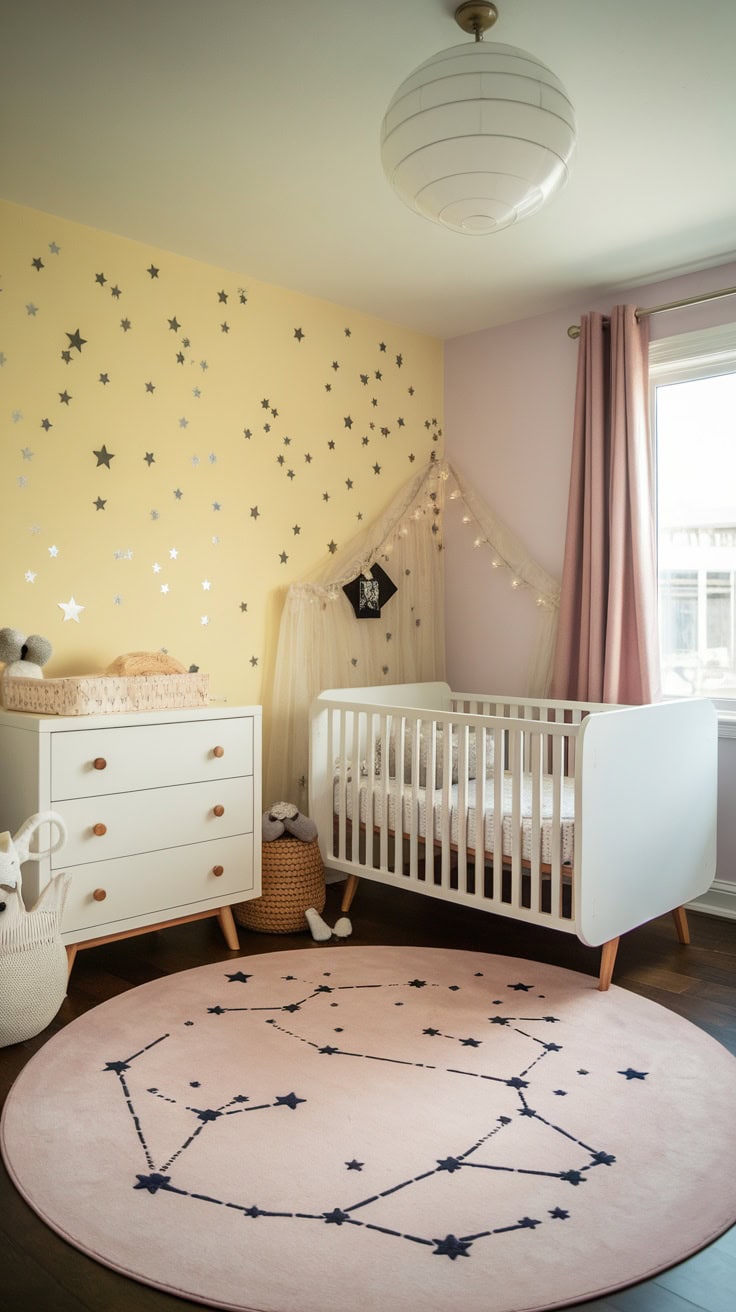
top-left (671, 905), bottom-right (690, 945)
top-left (66, 943), bottom-right (78, 978)
top-left (598, 937), bottom-right (620, 992)
top-left (341, 874), bottom-right (360, 914)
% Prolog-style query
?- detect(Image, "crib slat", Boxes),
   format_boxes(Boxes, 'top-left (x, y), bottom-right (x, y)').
top-left (492, 726), bottom-right (504, 901)
top-left (529, 732), bottom-right (542, 912)
top-left (408, 717), bottom-right (420, 881)
top-left (549, 733), bottom-right (564, 918)
top-left (509, 725), bottom-right (523, 908)
top-left (457, 721), bottom-right (471, 895)
top-left (440, 719), bottom-right (452, 889)
top-left (379, 712), bottom-right (391, 873)
top-left (335, 709), bottom-right (346, 862)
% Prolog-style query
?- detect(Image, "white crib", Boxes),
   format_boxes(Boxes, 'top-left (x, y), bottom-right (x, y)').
top-left (308, 682), bottom-right (718, 989)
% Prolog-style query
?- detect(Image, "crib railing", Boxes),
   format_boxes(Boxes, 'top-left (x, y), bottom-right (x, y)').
top-left (310, 686), bottom-right (619, 935)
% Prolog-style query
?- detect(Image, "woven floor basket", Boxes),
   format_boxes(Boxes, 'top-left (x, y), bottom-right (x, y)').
top-left (234, 837), bottom-right (325, 933)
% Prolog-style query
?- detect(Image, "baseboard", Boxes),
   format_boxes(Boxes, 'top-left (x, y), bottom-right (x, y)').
top-left (687, 879), bottom-right (736, 921)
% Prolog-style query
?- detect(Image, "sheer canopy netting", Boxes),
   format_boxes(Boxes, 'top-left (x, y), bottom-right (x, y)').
top-left (264, 459), bottom-right (560, 809)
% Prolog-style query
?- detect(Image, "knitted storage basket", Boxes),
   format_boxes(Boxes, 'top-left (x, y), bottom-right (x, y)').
top-left (0, 877), bottom-right (71, 1047)
top-left (234, 837), bottom-right (325, 933)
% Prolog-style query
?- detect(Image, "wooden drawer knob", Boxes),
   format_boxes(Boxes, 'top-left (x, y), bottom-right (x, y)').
top-left (213, 804), bottom-right (225, 817)
top-left (92, 822), bottom-right (107, 837)
top-left (92, 888), bottom-right (107, 902)
top-left (213, 745), bottom-right (225, 758)
top-left (93, 757), bottom-right (107, 771)
top-left (212, 865), bottom-right (224, 877)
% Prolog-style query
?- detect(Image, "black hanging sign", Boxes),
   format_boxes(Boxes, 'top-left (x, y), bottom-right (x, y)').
top-left (342, 563), bottom-right (397, 619)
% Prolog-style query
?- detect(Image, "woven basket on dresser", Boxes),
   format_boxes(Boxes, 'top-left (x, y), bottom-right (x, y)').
top-left (234, 837), bottom-right (325, 933)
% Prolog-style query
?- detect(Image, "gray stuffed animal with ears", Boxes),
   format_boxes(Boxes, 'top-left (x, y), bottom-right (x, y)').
top-left (262, 802), bottom-right (318, 843)
top-left (0, 627), bottom-right (53, 679)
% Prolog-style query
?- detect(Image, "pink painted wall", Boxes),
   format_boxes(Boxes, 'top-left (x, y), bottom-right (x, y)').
top-left (444, 258), bottom-right (736, 889)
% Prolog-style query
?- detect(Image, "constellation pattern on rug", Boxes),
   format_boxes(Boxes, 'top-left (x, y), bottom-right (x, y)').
top-left (100, 965), bottom-right (648, 1263)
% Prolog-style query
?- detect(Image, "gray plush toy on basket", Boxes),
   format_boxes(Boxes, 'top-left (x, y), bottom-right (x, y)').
top-left (233, 803), bottom-right (351, 941)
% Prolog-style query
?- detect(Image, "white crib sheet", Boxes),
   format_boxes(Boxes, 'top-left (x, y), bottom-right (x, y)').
top-left (333, 770), bottom-right (575, 866)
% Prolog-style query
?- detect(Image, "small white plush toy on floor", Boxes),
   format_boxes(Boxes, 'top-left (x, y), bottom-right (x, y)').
top-left (305, 907), bottom-right (332, 942)
top-left (304, 908), bottom-right (353, 942)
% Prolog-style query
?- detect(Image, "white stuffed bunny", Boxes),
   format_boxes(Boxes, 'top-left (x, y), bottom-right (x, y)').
top-left (0, 811), bottom-right (71, 1047)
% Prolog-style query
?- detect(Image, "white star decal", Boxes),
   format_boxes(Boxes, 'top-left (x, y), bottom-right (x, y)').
top-left (161, 584), bottom-right (169, 594)
top-left (152, 562), bottom-right (162, 574)
top-left (58, 596), bottom-right (85, 623)
top-left (169, 547), bottom-right (178, 559)
top-left (201, 615), bottom-right (209, 626)
top-left (48, 544), bottom-right (59, 557)
top-left (201, 579), bottom-right (211, 591)
top-left (25, 570), bottom-right (36, 583)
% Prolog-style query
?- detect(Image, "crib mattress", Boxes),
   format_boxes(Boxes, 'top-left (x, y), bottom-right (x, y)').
top-left (333, 770), bottom-right (575, 867)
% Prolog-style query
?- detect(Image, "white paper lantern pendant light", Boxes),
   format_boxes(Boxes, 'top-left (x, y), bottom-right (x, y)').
top-left (380, 2), bottom-right (576, 235)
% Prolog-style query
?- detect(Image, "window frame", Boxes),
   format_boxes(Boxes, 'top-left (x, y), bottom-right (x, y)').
top-left (649, 321), bottom-right (736, 730)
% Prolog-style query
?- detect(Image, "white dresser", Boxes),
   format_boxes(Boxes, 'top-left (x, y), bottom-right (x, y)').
top-left (0, 704), bottom-right (261, 970)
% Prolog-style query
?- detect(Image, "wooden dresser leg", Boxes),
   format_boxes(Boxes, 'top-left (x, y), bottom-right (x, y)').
top-left (66, 943), bottom-right (78, 978)
top-left (341, 874), bottom-right (360, 914)
top-left (671, 905), bottom-right (690, 945)
top-left (598, 937), bottom-right (620, 991)
top-left (217, 905), bottom-right (240, 950)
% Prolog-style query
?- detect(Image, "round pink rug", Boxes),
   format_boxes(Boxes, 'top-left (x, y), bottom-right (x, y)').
top-left (3, 946), bottom-right (735, 1312)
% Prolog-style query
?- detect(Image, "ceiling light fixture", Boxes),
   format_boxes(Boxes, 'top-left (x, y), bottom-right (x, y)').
top-left (380, 2), bottom-right (576, 235)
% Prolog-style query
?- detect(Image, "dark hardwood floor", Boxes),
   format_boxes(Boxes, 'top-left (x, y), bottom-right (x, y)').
top-left (2, 880), bottom-right (735, 1312)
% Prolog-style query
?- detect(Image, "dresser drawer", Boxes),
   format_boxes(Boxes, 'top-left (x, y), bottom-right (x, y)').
top-left (50, 716), bottom-right (253, 800)
top-left (51, 775), bottom-right (253, 866)
top-left (61, 835), bottom-right (255, 939)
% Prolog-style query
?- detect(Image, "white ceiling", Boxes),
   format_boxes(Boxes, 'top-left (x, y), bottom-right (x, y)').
top-left (2, 0), bottom-right (736, 340)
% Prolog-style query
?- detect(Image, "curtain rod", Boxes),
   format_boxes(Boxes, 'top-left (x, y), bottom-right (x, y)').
top-left (566, 283), bottom-right (736, 339)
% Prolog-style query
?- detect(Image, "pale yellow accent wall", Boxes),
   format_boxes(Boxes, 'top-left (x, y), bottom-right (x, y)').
top-left (0, 201), bottom-right (443, 708)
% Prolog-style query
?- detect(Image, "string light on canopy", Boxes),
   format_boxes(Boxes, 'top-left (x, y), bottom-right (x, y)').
top-left (380, 2), bottom-right (576, 235)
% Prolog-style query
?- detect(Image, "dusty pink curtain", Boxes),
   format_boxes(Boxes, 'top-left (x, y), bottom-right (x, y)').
top-left (551, 305), bottom-right (660, 704)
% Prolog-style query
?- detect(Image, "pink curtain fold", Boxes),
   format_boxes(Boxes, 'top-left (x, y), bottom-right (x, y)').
top-left (551, 305), bottom-right (661, 704)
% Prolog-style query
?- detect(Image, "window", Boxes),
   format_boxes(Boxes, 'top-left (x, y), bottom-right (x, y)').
top-left (650, 323), bottom-right (736, 705)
